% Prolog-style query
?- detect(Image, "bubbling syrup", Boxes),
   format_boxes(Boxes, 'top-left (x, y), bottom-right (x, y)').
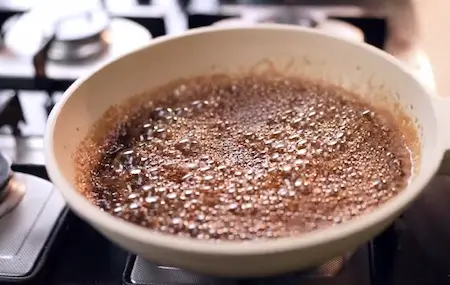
top-left (76, 74), bottom-right (415, 241)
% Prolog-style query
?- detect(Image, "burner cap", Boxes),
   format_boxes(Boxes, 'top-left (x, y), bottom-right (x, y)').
top-left (46, 9), bottom-right (110, 62)
top-left (52, 9), bottom-right (109, 43)
top-left (2, 8), bottom-right (110, 61)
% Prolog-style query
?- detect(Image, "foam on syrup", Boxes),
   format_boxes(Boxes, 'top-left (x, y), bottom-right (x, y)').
top-left (75, 74), bottom-right (416, 241)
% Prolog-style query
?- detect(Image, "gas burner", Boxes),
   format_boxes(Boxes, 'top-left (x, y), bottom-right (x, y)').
top-left (212, 5), bottom-right (326, 27)
top-left (0, 153), bottom-right (24, 217)
top-left (47, 10), bottom-right (110, 62)
top-left (0, 158), bottom-right (66, 281)
top-left (212, 17), bottom-right (365, 43)
top-left (245, 9), bottom-right (324, 27)
top-left (3, 9), bottom-right (110, 62)
top-left (0, 175), bottom-right (25, 218)
top-left (1, 16), bottom-right (152, 80)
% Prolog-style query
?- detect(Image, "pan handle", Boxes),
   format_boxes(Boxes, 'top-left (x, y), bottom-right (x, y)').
top-left (433, 96), bottom-right (450, 175)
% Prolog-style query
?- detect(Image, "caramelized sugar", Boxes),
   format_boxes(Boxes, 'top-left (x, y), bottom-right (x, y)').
top-left (76, 74), bottom-right (415, 240)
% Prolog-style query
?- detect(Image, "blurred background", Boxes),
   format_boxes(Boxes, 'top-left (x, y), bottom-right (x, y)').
top-left (0, 0), bottom-right (444, 165)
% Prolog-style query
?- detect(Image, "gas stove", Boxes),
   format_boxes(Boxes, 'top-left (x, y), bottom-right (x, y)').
top-left (0, 1), bottom-right (448, 285)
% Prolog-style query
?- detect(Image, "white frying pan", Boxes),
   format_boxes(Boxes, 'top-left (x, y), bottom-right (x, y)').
top-left (44, 25), bottom-right (450, 277)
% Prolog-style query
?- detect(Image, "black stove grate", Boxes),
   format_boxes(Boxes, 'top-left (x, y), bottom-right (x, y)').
top-left (0, 9), bottom-right (388, 141)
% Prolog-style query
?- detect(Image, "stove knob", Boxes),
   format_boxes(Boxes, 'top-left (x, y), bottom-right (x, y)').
top-left (0, 153), bottom-right (12, 194)
top-left (0, 154), bottom-right (25, 217)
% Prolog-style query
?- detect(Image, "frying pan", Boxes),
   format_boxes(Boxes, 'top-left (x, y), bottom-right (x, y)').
top-left (44, 25), bottom-right (450, 277)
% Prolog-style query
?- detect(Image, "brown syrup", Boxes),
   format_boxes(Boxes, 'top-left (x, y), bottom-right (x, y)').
top-left (76, 74), bottom-right (415, 241)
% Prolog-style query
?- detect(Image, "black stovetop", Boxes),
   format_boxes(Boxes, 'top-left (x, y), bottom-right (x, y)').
top-left (0, 164), bottom-right (449, 285)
